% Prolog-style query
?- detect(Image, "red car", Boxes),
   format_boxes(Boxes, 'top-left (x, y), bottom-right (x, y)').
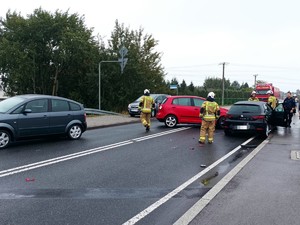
top-left (156, 95), bottom-right (228, 128)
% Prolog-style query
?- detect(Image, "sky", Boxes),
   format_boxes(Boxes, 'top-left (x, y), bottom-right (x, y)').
top-left (1, 0), bottom-right (300, 93)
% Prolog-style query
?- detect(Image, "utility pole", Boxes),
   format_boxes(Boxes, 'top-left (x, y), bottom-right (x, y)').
top-left (219, 62), bottom-right (229, 105)
top-left (253, 74), bottom-right (258, 88)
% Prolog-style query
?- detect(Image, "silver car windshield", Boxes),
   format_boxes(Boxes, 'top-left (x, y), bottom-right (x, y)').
top-left (0, 97), bottom-right (25, 113)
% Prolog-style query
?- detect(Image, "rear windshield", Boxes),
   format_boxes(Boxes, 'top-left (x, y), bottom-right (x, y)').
top-left (229, 104), bottom-right (261, 114)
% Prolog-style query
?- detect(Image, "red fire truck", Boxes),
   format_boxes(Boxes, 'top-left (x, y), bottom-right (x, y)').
top-left (255, 83), bottom-right (280, 102)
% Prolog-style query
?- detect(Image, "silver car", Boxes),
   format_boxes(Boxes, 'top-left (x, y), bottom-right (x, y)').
top-left (128, 94), bottom-right (169, 117)
top-left (0, 94), bottom-right (87, 149)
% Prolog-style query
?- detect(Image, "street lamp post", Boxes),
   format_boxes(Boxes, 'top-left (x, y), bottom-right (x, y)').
top-left (98, 46), bottom-right (128, 110)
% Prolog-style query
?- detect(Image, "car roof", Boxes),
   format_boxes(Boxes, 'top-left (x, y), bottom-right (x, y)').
top-left (233, 101), bottom-right (266, 105)
top-left (12, 94), bottom-right (82, 104)
top-left (168, 95), bottom-right (206, 99)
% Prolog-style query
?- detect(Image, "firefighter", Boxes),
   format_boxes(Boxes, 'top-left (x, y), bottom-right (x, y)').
top-left (139, 89), bottom-right (155, 131)
top-left (267, 90), bottom-right (277, 109)
top-left (199, 92), bottom-right (220, 144)
top-left (248, 91), bottom-right (259, 101)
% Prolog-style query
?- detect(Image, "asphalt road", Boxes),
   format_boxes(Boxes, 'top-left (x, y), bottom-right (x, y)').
top-left (0, 120), bottom-right (263, 225)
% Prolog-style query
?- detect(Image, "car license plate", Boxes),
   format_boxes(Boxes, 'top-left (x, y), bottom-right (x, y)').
top-left (131, 109), bottom-right (138, 112)
top-left (236, 125), bottom-right (248, 130)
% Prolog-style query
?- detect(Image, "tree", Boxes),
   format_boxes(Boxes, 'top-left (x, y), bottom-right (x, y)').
top-left (203, 77), bottom-right (230, 91)
top-left (0, 8), bottom-right (99, 105)
top-left (230, 80), bottom-right (240, 89)
top-left (101, 20), bottom-right (166, 111)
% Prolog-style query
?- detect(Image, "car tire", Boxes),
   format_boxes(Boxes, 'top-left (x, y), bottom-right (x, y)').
top-left (68, 124), bottom-right (83, 140)
top-left (260, 124), bottom-right (270, 138)
top-left (0, 130), bottom-right (11, 149)
top-left (164, 115), bottom-right (177, 128)
top-left (217, 116), bottom-right (226, 128)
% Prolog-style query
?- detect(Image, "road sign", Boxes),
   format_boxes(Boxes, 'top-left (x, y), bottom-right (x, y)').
top-left (170, 84), bottom-right (178, 90)
top-left (119, 46), bottom-right (128, 58)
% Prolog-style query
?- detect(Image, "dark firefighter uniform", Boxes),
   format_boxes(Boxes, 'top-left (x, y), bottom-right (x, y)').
top-left (199, 93), bottom-right (220, 144)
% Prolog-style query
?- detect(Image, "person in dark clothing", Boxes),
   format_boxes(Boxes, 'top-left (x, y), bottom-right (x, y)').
top-left (283, 91), bottom-right (296, 127)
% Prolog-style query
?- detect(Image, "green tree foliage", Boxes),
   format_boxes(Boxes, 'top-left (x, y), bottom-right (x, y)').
top-left (203, 77), bottom-right (230, 91)
top-left (101, 20), bottom-right (166, 111)
top-left (0, 8), bottom-right (99, 106)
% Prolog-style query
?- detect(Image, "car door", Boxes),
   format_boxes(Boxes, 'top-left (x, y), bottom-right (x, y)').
top-left (192, 97), bottom-right (205, 123)
top-left (17, 99), bottom-right (50, 137)
top-left (271, 103), bottom-right (286, 127)
top-left (172, 97), bottom-right (196, 123)
top-left (49, 99), bottom-right (73, 134)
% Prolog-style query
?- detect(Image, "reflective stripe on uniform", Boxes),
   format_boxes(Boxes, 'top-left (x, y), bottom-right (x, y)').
top-left (203, 101), bottom-right (217, 121)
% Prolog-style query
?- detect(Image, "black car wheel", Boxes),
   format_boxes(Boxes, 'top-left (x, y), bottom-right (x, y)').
top-left (68, 124), bottom-right (83, 140)
top-left (0, 130), bottom-right (11, 149)
top-left (164, 115), bottom-right (177, 128)
top-left (260, 124), bottom-right (270, 138)
top-left (217, 116), bottom-right (226, 128)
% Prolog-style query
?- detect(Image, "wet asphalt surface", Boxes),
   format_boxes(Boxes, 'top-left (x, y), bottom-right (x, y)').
top-left (0, 120), bottom-right (264, 225)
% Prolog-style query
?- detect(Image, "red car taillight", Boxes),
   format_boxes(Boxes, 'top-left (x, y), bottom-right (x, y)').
top-left (226, 114), bottom-right (233, 119)
top-left (84, 113), bottom-right (87, 122)
top-left (251, 115), bottom-right (265, 120)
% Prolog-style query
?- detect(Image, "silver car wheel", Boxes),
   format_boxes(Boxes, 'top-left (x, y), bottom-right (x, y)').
top-left (68, 125), bottom-right (82, 140)
top-left (0, 130), bottom-right (10, 149)
top-left (265, 124), bottom-right (270, 137)
top-left (165, 115), bottom-right (177, 128)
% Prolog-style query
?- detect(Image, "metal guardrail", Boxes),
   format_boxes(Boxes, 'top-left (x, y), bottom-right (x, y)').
top-left (84, 108), bottom-right (123, 116)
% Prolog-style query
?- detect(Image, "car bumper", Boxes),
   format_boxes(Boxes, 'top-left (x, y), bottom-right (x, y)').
top-left (223, 121), bottom-right (267, 133)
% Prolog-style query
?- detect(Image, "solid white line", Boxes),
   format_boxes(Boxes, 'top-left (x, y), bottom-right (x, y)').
top-left (0, 140), bottom-right (133, 176)
top-left (122, 136), bottom-right (256, 225)
top-left (0, 127), bottom-right (190, 178)
top-left (133, 127), bottom-right (190, 142)
top-left (173, 138), bottom-right (269, 225)
top-left (0, 141), bottom-right (133, 178)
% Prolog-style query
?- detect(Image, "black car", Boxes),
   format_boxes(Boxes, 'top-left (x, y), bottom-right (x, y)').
top-left (127, 94), bottom-right (169, 117)
top-left (223, 101), bottom-right (285, 137)
top-left (0, 94), bottom-right (87, 149)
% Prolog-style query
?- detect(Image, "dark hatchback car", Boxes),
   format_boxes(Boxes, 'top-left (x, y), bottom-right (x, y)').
top-left (223, 101), bottom-right (285, 137)
top-left (127, 94), bottom-right (169, 117)
top-left (0, 94), bottom-right (87, 149)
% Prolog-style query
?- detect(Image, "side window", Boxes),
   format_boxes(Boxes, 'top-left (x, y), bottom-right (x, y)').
top-left (25, 99), bottom-right (48, 113)
top-left (70, 102), bottom-right (81, 111)
top-left (193, 98), bottom-right (204, 107)
top-left (172, 98), bottom-right (192, 106)
top-left (12, 105), bottom-right (25, 114)
top-left (275, 103), bottom-right (284, 112)
top-left (156, 96), bottom-right (162, 104)
top-left (51, 99), bottom-right (70, 112)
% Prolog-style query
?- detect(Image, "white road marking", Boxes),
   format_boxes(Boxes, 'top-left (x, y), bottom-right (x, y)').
top-left (133, 127), bottom-right (190, 142)
top-left (122, 136), bottom-right (256, 225)
top-left (173, 138), bottom-right (269, 225)
top-left (0, 127), bottom-right (190, 178)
